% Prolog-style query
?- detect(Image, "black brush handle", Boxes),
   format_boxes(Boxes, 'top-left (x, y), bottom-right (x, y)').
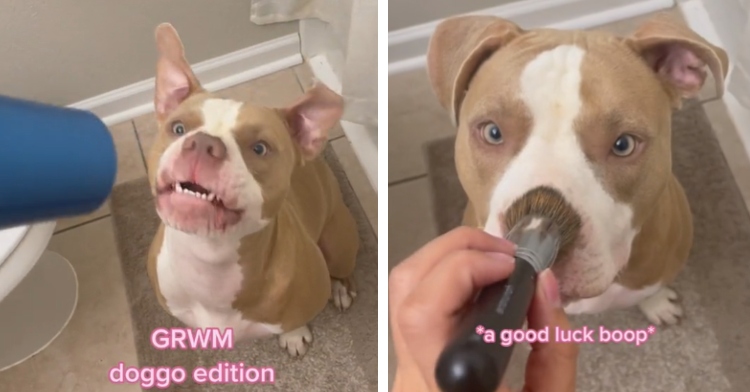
top-left (435, 258), bottom-right (537, 392)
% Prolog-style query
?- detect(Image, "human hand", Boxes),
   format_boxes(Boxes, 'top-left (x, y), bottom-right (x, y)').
top-left (389, 226), bottom-right (579, 392)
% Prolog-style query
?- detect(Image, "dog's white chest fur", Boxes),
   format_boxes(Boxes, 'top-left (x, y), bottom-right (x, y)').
top-left (156, 228), bottom-right (282, 340)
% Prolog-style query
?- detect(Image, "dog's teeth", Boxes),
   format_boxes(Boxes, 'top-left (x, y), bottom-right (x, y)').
top-left (174, 183), bottom-right (215, 201)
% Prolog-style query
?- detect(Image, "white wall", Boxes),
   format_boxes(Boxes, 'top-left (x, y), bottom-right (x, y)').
top-left (388, 0), bottom-right (521, 31)
top-left (0, 0), bottom-right (296, 105)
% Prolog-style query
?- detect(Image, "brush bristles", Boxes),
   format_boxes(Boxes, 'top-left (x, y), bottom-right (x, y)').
top-left (504, 186), bottom-right (582, 253)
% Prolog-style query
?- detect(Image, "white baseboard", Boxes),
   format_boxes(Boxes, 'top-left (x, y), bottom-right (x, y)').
top-left (307, 55), bottom-right (378, 193)
top-left (68, 34), bottom-right (303, 126)
top-left (679, 0), bottom-right (750, 162)
top-left (389, 0), bottom-right (674, 74)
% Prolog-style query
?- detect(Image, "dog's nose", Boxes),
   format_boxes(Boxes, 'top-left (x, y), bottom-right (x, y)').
top-left (182, 132), bottom-right (227, 160)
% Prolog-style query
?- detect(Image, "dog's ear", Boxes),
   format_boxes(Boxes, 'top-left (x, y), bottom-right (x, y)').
top-left (427, 16), bottom-right (523, 125)
top-left (626, 12), bottom-right (729, 104)
top-left (281, 83), bottom-right (343, 160)
top-left (154, 23), bottom-right (203, 120)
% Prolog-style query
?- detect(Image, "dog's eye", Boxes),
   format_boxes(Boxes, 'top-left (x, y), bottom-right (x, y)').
top-left (252, 142), bottom-right (269, 156)
top-left (172, 122), bottom-right (186, 136)
top-left (481, 123), bottom-right (503, 145)
top-left (612, 134), bottom-right (636, 157)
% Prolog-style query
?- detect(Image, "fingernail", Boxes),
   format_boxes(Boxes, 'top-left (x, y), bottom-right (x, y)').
top-left (486, 252), bottom-right (515, 263)
top-left (541, 269), bottom-right (562, 308)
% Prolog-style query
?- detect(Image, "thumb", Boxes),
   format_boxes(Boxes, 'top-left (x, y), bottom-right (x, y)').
top-left (522, 269), bottom-right (579, 392)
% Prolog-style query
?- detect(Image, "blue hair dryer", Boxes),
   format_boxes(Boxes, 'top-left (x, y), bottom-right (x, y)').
top-left (0, 96), bottom-right (117, 230)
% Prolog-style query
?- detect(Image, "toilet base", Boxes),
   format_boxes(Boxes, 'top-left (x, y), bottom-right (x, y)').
top-left (0, 251), bottom-right (78, 371)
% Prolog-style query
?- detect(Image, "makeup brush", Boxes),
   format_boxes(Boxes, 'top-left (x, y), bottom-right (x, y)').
top-left (434, 186), bottom-right (582, 392)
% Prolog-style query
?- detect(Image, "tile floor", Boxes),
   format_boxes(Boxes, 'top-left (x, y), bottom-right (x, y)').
top-left (387, 8), bottom-right (750, 389)
top-left (0, 64), bottom-right (377, 392)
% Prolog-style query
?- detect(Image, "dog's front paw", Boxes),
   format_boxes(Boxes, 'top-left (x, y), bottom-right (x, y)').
top-left (279, 325), bottom-right (313, 357)
top-left (331, 278), bottom-right (357, 311)
top-left (638, 287), bottom-right (683, 326)
top-left (564, 299), bottom-right (594, 315)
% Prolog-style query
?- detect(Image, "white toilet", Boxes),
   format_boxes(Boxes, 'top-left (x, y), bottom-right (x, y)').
top-left (0, 222), bottom-right (78, 371)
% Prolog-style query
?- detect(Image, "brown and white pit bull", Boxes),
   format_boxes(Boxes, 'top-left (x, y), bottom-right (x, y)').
top-left (145, 24), bottom-right (359, 357)
top-left (426, 12), bottom-right (728, 325)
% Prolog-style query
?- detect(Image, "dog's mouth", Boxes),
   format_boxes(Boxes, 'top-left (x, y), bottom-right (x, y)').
top-left (157, 179), bottom-right (231, 208)
top-left (156, 179), bottom-right (244, 233)
top-left (156, 178), bottom-right (244, 216)
top-left (171, 181), bottom-right (225, 208)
